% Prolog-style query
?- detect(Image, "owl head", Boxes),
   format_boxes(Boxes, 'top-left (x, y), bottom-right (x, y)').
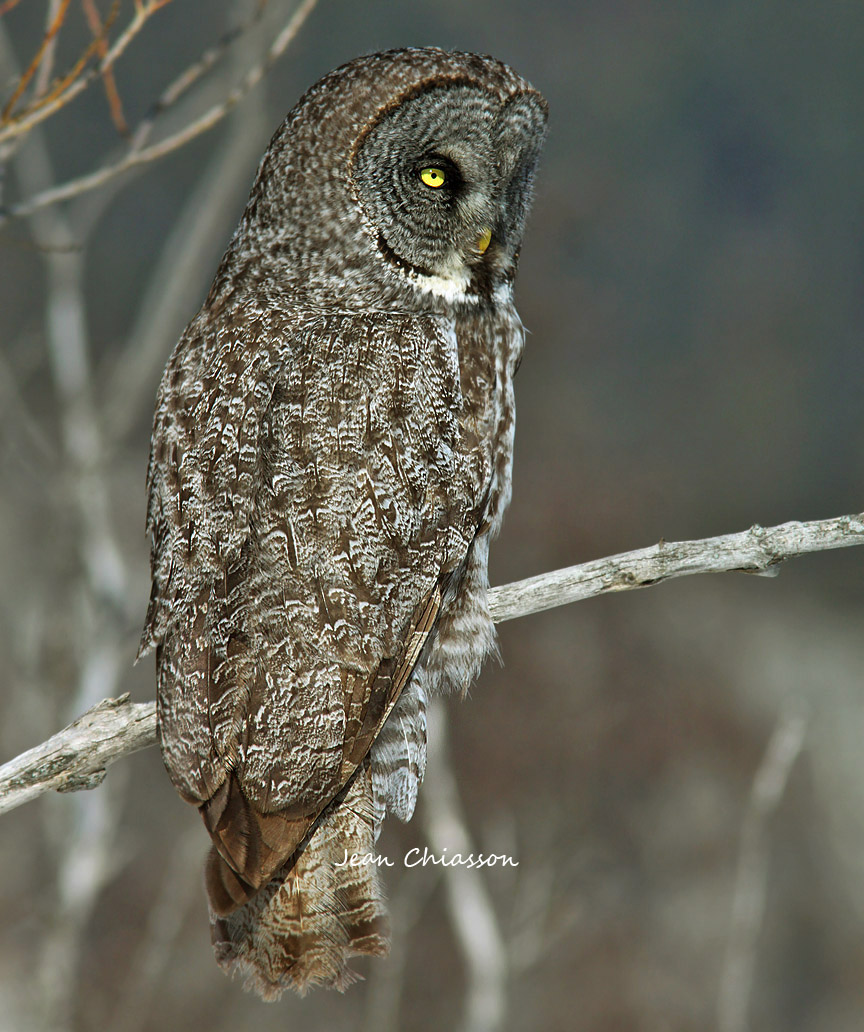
top-left (215, 48), bottom-right (548, 311)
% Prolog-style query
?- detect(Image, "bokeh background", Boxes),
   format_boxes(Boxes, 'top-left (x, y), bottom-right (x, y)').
top-left (1, 2), bottom-right (863, 1030)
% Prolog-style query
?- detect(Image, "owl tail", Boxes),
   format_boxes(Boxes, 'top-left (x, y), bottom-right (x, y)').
top-left (208, 762), bottom-right (389, 998)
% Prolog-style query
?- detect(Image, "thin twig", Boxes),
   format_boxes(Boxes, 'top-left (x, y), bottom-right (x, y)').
top-left (33, 0), bottom-right (65, 100)
top-left (102, 17), bottom-right (273, 439)
top-left (0, 513), bottom-right (860, 816)
top-left (0, 0), bottom-right (71, 122)
top-left (717, 711), bottom-right (807, 1032)
top-left (81, 0), bottom-right (127, 135)
top-left (16, 0), bottom-right (121, 136)
top-left (0, 0), bottom-right (319, 218)
top-left (127, 0), bottom-right (270, 153)
top-left (0, 0), bottom-right (173, 143)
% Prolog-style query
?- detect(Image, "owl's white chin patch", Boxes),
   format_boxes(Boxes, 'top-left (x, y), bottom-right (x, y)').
top-left (493, 282), bottom-right (514, 305)
top-left (409, 265), bottom-right (477, 303)
top-left (399, 247), bottom-right (515, 306)
top-left (407, 268), bottom-right (516, 307)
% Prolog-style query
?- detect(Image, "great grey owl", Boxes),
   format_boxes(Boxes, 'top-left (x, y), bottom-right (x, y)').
top-left (140, 47), bottom-right (547, 998)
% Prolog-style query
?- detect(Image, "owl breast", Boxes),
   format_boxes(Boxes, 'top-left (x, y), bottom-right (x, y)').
top-left (368, 294), bottom-right (523, 830)
top-left (429, 295), bottom-right (523, 674)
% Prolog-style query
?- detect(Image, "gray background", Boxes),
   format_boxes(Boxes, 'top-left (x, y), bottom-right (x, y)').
top-left (1, 1), bottom-right (863, 1029)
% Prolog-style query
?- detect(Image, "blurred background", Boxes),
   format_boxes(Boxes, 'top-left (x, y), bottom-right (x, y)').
top-left (1, 2), bottom-right (863, 1030)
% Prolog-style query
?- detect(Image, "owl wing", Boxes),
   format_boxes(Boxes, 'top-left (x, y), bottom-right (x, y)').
top-left (144, 304), bottom-right (491, 911)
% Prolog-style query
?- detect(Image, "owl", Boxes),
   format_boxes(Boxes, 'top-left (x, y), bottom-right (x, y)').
top-left (140, 47), bottom-right (547, 998)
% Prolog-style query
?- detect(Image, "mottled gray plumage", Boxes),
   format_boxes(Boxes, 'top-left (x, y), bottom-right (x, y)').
top-left (141, 47), bottom-right (547, 997)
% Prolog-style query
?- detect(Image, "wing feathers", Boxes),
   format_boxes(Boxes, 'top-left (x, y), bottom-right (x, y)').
top-left (204, 582), bottom-right (443, 906)
top-left (146, 308), bottom-right (495, 985)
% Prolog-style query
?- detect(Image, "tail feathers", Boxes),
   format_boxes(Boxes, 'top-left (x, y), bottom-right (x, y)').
top-left (202, 774), bottom-right (314, 914)
top-left (209, 762), bottom-right (389, 998)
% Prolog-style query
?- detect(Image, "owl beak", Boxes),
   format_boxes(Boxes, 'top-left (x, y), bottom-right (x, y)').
top-left (474, 227), bottom-right (492, 255)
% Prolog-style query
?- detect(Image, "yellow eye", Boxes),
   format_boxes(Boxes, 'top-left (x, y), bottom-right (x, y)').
top-left (420, 166), bottom-right (446, 188)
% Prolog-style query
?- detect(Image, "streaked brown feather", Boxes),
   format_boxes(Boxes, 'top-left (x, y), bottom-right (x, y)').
top-left (144, 46), bottom-right (544, 998)
top-left (201, 581), bottom-right (443, 909)
top-left (211, 761), bottom-right (389, 997)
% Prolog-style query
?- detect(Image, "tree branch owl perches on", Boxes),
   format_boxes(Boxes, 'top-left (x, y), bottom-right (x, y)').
top-left (139, 48), bottom-right (548, 998)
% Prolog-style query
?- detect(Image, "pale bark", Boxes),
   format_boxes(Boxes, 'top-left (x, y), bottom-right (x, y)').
top-left (488, 513), bottom-right (864, 622)
top-left (1, 512), bottom-right (861, 817)
top-left (0, 696), bottom-right (156, 816)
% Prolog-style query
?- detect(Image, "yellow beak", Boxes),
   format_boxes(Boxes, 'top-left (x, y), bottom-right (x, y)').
top-left (475, 227), bottom-right (492, 255)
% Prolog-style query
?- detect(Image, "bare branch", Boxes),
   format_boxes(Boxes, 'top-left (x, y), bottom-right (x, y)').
top-left (2, 18), bottom-right (144, 1023)
top-left (81, 0), bottom-right (128, 136)
top-left (1, 0), bottom-right (320, 220)
top-left (125, 0), bottom-right (270, 152)
top-left (0, 0), bottom-right (72, 123)
top-left (33, 0), bottom-right (66, 100)
top-left (0, 512), bottom-right (861, 816)
top-left (0, 0), bottom-right (167, 143)
top-left (0, 695), bottom-right (156, 816)
top-left (488, 513), bottom-right (864, 623)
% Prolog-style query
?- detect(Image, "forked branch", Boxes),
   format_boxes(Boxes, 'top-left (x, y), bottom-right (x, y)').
top-left (0, 512), bottom-right (861, 817)
top-left (0, 0), bottom-right (321, 220)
